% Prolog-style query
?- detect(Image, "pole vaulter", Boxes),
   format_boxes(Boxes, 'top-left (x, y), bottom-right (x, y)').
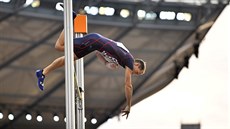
top-left (35, 3), bottom-right (146, 129)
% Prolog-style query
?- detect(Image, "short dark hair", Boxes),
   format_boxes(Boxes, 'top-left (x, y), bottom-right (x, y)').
top-left (134, 58), bottom-right (146, 74)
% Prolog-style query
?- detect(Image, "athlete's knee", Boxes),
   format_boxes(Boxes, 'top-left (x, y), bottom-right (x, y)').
top-left (55, 30), bottom-right (65, 51)
top-left (74, 54), bottom-right (78, 60)
top-left (55, 39), bottom-right (64, 51)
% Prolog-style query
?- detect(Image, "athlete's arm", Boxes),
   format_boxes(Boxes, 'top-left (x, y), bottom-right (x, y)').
top-left (96, 51), bottom-right (107, 64)
top-left (121, 67), bottom-right (133, 119)
top-left (96, 51), bottom-right (118, 70)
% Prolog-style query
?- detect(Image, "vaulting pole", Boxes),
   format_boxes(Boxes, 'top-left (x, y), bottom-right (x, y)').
top-left (74, 15), bottom-right (88, 129)
top-left (63, 1), bottom-right (75, 129)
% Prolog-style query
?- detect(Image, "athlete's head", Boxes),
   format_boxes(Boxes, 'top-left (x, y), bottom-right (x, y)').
top-left (132, 59), bottom-right (146, 75)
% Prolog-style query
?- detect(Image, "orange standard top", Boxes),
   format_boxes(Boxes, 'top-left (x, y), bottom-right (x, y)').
top-left (74, 14), bottom-right (88, 34)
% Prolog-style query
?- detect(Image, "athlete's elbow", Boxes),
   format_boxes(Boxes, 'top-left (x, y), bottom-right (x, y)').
top-left (125, 83), bottom-right (132, 89)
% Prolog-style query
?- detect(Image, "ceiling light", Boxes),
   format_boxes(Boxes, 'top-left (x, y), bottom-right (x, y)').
top-left (99, 7), bottom-right (106, 15)
top-left (145, 11), bottom-right (157, 20)
top-left (159, 11), bottom-right (176, 20)
top-left (36, 113), bottom-right (42, 122)
top-left (120, 9), bottom-right (130, 18)
top-left (91, 118), bottom-right (97, 124)
top-left (184, 13), bottom-right (192, 21)
top-left (56, 2), bottom-right (64, 11)
top-left (104, 7), bottom-right (115, 16)
top-left (176, 12), bottom-right (184, 21)
top-left (31, 0), bottom-right (40, 8)
top-left (89, 6), bottom-right (99, 16)
top-left (8, 113), bottom-right (14, 121)
top-left (53, 114), bottom-right (59, 122)
top-left (0, 111), bottom-right (3, 119)
top-left (23, 0), bottom-right (33, 7)
top-left (84, 6), bottom-right (90, 14)
top-left (0, 0), bottom-right (11, 3)
top-left (26, 113), bottom-right (32, 121)
top-left (176, 12), bottom-right (192, 21)
top-left (137, 10), bottom-right (146, 20)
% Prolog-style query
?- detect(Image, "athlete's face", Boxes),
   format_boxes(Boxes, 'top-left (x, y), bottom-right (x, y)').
top-left (132, 62), bottom-right (144, 75)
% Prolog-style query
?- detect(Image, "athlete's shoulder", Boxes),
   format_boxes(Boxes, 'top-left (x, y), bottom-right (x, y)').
top-left (124, 54), bottom-right (134, 70)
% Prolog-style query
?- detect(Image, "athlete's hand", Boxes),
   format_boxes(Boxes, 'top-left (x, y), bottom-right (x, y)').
top-left (121, 106), bottom-right (130, 119)
top-left (105, 62), bottom-right (118, 70)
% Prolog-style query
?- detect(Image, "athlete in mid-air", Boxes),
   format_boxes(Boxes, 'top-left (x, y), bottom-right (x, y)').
top-left (35, 11), bottom-right (146, 119)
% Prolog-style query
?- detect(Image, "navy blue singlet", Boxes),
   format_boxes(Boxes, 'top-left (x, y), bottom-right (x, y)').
top-left (73, 33), bottom-right (134, 70)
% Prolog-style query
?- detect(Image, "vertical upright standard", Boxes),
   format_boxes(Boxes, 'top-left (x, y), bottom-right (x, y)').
top-left (63, 1), bottom-right (75, 129)
top-left (74, 15), bottom-right (88, 129)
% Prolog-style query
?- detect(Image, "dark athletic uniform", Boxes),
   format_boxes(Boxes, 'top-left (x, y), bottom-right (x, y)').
top-left (73, 33), bottom-right (134, 70)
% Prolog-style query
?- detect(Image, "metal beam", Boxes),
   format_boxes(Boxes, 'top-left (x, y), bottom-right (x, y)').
top-left (0, 37), bottom-right (34, 45)
top-left (0, 103), bottom-right (65, 112)
top-left (0, 1), bottom-right (31, 22)
top-left (0, 36), bottom-right (54, 46)
top-left (0, 36), bottom-right (168, 55)
top-left (0, 93), bottom-right (63, 100)
top-left (0, 25), bottom-right (63, 71)
top-left (0, 3), bottom-right (200, 30)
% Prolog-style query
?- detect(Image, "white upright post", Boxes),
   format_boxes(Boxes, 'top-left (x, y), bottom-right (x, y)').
top-left (63, 1), bottom-right (75, 129)
top-left (74, 14), bottom-right (87, 129)
top-left (75, 34), bottom-right (85, 129)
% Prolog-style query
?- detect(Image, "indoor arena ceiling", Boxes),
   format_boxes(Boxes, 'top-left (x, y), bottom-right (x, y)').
top-left (0, 0), bottom-right (229, 129)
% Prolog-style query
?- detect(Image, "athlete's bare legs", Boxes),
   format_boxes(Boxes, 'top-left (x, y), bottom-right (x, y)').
top-left (36, 29), bottom-right (77, 90)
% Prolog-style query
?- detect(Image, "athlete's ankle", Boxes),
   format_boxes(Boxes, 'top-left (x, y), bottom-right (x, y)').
top-left (42, 70), bottom-right (47, 76)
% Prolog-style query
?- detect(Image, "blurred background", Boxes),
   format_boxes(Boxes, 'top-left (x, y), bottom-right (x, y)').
top-left (0, 0), bottom-right (229, 129)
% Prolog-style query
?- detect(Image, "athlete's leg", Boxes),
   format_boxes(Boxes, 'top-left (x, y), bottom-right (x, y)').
top-left (40, 29), bottom-right (64, 76)
top-left (54, 6), bottom-right (77, 51)
top-left (43, 54), bottom-right (78, 76)
top-left (43, 56), bottom-right (64, 75)
top-left (36, 10), bottom-right (77, 91)
top-left (44, 33), bottom-right (102, 76)
top-left (36, 54), bottom-right (77, 91)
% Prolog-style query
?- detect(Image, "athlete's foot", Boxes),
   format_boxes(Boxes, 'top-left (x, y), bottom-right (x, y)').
top-left (36, 69), bottom-right (45, 91)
